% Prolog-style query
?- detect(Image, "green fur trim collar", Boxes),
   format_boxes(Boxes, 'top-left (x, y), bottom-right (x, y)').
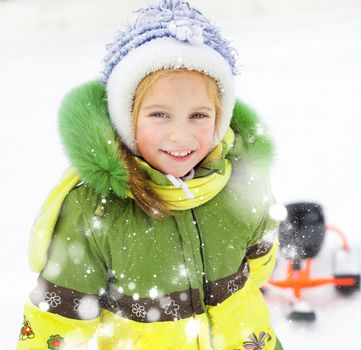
top-left (58, 80), bottom-right (274, 198)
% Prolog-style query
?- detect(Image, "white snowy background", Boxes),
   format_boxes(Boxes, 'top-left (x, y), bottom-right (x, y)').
top-left (1, 0), bottom-right (360, 349)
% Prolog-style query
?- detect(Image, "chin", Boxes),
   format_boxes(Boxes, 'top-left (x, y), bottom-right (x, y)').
top-left (166, 168), bottom-right (190, 178)
top-left (169, 171), bottom-right (187, 178)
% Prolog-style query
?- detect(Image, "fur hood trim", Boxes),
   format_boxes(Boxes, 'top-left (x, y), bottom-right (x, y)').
top-left (58, 80), bottom-right (274, 198)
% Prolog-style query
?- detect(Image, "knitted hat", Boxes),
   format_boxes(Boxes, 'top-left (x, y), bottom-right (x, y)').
top-left (102, 0), bottom-right (240, 155)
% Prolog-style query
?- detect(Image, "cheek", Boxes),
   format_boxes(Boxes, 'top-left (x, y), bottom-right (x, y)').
top-left (136, 121), bottom-right (160, 154)
top-left (197, 123), bottom-right (215, 150)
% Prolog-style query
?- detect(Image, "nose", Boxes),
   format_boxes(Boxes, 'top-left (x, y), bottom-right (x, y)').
top-left (168, 119), bottom-right (191, 143)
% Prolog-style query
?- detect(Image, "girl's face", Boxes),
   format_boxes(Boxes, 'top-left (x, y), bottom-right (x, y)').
top-left (135, 71), bottom-right (216, 177)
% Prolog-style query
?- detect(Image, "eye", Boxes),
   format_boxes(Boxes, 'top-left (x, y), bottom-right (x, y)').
top-left (150, 112), bottom-right (168, 118)
top-left (191, 113), bottom-right (208, 119)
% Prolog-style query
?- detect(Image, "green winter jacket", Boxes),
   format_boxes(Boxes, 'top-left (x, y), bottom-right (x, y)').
top-left (17, 80), bottom-right (281, 350)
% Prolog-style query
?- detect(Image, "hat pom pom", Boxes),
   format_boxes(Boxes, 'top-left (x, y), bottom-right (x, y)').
top-left (167, 19), bottom-right (204, 45)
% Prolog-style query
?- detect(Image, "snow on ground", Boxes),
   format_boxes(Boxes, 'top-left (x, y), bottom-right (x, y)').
top-left (1, 1), bottom-right (361, 349)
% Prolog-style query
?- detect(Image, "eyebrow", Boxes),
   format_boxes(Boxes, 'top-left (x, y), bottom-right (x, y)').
top-left (143, 104), bottom-right (214, 111)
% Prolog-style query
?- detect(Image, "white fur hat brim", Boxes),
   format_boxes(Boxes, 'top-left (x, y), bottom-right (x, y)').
top-left (106, 37), bottom-right (235, 155)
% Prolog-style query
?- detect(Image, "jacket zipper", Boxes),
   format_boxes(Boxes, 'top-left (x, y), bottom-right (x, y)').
top-left (191, 209), bottom-right (215, 349)
top-left (190, 209), bottom-right (207, 305)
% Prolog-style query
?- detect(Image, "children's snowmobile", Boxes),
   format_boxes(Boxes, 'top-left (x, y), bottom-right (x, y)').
top-left (267, 202), bottom-right (360, 321)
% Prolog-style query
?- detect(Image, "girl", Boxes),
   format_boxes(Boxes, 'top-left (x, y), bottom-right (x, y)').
top-left (17, 1), bottom-right (283, 349)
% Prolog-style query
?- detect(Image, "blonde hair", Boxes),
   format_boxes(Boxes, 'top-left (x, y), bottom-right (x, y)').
top-left (122, 68), bottom-right (223, 219)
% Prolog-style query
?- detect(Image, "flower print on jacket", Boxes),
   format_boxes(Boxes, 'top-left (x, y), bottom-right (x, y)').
top-left (242, 330), bottom-right (272, 350)
top-left (47, 334), bottom-right (64, 350)
top-left (19, 317), bottom-right (35, 341)
top-left (162, 299), bottom-right (180, 317)
top-left (43, 292), bottom-right (61, 308)
top-left (131, 303), bottom-right (146, 318)
top-left (227, 279), bottom-right (239, 294)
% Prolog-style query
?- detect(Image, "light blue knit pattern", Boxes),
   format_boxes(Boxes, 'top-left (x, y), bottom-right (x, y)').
top-left (101, 0), bottom-right (240, 84)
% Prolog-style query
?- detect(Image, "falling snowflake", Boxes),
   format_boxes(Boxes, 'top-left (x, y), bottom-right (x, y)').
top-left (147, 307), bottom-right (161, 322)
top-left (91, 216), bottom-right (102, 229)
top-left (269, 204), bottom-right (287, 221)
top-left (148, 287), bottom-right (158, 299)
top-left (128, 282), bottom-right (136, 290)
top-left (44, 261), bottom-right (62, 279)
top-left (68, 242), bottom-right (85, 265)
top-left (185, 318), bottom-right (201, 340)
top-left (179, 265), bottom-right (188, 277)
top-left (73, 296), bottom-right (100, 319)
top-left (180, 292), bottom-right (188, 301)
top-left (133, 293), bottom-right (140, 301)
top-left (43, 292), bottom-right (61, 308)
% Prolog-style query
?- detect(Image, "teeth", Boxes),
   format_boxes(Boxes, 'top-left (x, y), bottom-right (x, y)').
top-left (167, 150), bottom-right (192, 157)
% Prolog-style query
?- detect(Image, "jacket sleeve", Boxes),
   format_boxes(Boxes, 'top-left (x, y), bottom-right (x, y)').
top-left (17, 187), bottom-right (109, 350)
top-left (246, 175), bottom-right (280, 289)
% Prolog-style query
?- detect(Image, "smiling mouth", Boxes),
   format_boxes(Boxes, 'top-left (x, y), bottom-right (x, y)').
top-left (160, 149), bottom-right (195, 160)
top-left (163, 150), bottom-right (193, 156)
